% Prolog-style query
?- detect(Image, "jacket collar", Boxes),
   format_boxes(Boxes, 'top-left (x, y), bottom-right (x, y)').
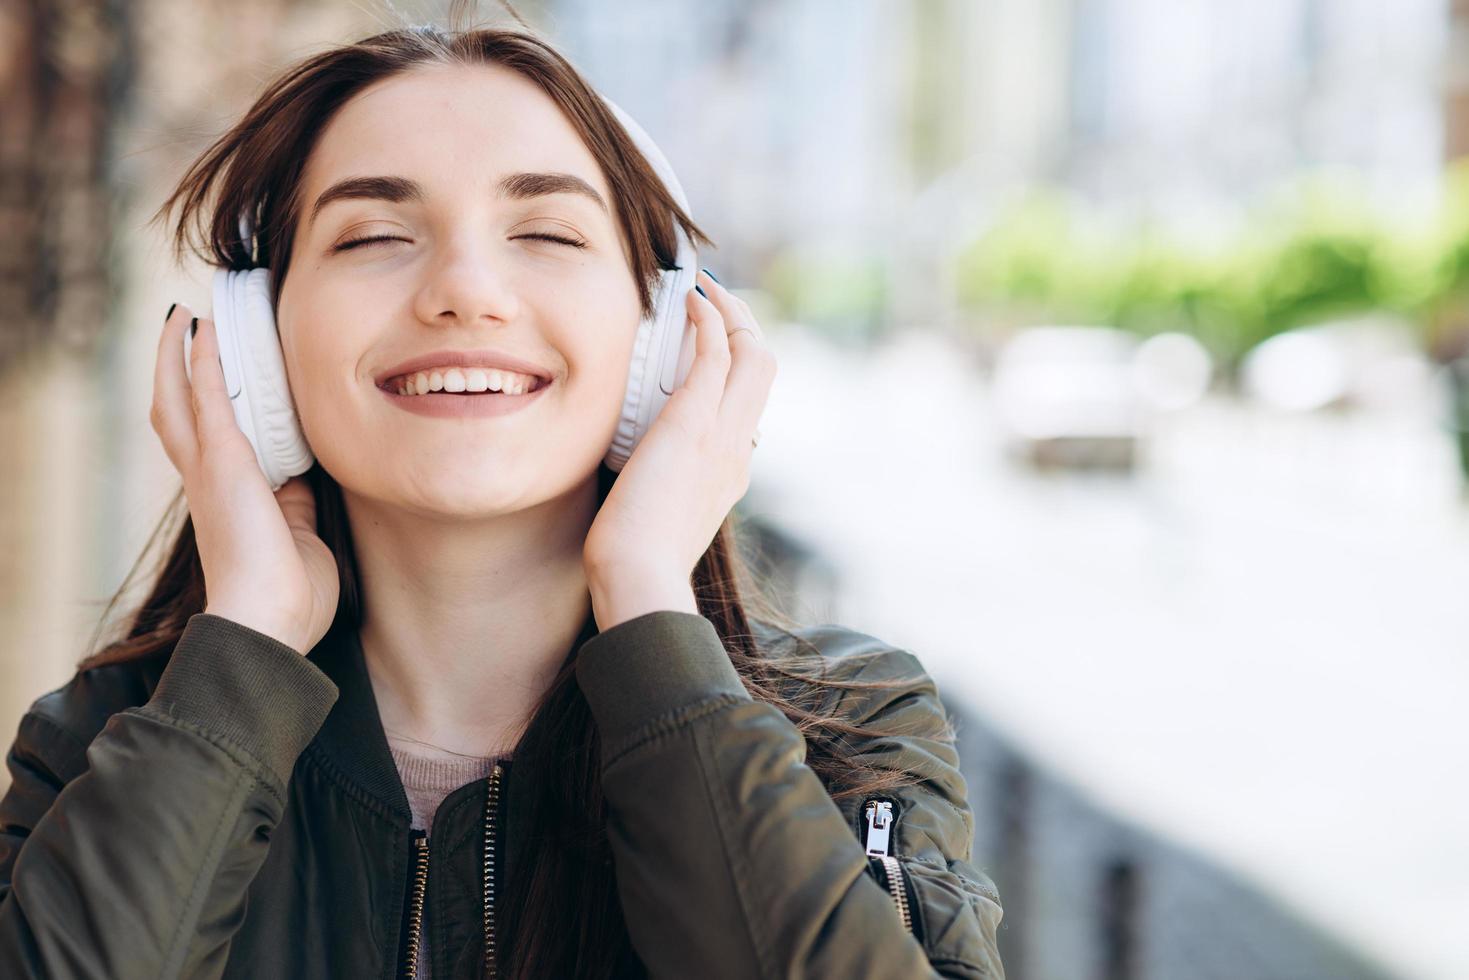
top-left (304, 608), bottom-right (603, 824)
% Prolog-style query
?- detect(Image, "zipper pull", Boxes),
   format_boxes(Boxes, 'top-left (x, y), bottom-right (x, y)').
top-left (863, 800), bottom-right (893, 856)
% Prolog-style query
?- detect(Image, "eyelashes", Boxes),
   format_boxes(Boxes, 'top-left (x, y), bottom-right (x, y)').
top-left (330, 235), bottom-right (398, 252)
top-left (523, 233), bottom-right (589, 249)
top-left (331, 232), bottom-right (589, 252)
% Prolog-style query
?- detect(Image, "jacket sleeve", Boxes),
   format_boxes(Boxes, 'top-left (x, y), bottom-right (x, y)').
top-left (574, 610), bottom-right (1005, 979)
top-left (0, 613), bottom-right (339, 980)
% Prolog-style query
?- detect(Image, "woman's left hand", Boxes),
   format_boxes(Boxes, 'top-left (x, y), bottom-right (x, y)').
top-left (583, 269), bottom-right (776, 619)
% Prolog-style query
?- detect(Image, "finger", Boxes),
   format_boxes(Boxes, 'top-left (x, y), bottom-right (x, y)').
top-left (681, 283), bottom-right (732, 413)
top-left (698, 269), bottom-right (764, 342)
top-left (188, 315), bottom-right (252, 468)
top-left (153, 302), bottom-right (200, 471)
top-left (720, 329), bottom-right (777, 444)
top-left (697, 270), bottom-right (777, 439)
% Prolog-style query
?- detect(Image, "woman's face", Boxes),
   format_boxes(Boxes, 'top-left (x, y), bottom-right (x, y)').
top-left (276, 62), bottom-right (642, 517)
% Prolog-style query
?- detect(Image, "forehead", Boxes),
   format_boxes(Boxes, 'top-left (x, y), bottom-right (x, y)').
top-left (298, 62), bottom-right (611, 208)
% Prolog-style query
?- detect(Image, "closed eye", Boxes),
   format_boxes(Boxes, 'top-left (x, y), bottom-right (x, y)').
top-left (330, 234), bottom-right (404, 252)
top-left (519, 232), bottom-right (588, 249)
top-left (331, 232), bottom-right (588, 252)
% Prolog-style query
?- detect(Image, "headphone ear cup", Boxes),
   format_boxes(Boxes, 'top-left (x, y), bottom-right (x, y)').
top-left (214, 267), bottom-right (315, 490)
top-left (603, 259), bottom-right (698, 473)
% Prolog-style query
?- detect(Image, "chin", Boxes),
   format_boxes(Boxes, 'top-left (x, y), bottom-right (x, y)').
top-left (413, 476), bottom-right (535, 513)
top-left (338, 439), bottom-right (606, 511)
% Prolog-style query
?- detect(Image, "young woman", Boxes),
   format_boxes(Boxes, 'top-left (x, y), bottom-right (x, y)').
top-left (0, 14), bottom-right (1004, 980)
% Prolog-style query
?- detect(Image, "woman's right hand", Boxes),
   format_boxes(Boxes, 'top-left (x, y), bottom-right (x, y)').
top-left (151, 303), bottom-right (340, 655)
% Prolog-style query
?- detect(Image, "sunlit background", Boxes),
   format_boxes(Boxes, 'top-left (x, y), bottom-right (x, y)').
top-left (3, 2), bottom-right (1466, 978)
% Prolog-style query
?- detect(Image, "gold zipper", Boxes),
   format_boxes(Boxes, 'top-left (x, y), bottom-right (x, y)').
top-left (483, 761), bottom-right (502, 977)
top-left (400, 761), bottom-right (505, 980)
top-left (403, 833), bottom-right (430, 978)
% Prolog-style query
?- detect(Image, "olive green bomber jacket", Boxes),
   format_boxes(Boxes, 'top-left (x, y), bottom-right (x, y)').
top-left (0, 608), bottom-right (1005, 978)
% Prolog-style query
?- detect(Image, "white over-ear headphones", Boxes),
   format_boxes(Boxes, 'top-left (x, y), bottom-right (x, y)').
top-left (183, 94), bottom-right (699, 491)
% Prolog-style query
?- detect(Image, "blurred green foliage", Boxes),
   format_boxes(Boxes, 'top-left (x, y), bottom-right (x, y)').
top-left (764, 247), bottom-right (890, 345)
top-left (955, 163), bottom-right (1469, 370)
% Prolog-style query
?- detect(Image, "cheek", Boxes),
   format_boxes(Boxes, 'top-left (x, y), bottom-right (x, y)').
top-left (554, 290), bottom-right (641, 384)
top-left (584, 320), bottom-right (641, 407)
top-left (277, 316), bottom-right (358, 425)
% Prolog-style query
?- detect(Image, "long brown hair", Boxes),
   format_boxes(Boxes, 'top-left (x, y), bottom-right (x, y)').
top-left (82, 6), bottom-right (953, 977)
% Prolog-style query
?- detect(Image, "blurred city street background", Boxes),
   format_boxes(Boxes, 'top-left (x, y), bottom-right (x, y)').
top-left (3, 1), bottom-right (1467, 978)
top-left (745, 323), bottom-right (1466, 979)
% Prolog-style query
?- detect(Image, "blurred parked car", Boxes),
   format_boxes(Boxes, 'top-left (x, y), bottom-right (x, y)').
top-left (990, 326), bottom-right (1211, 471)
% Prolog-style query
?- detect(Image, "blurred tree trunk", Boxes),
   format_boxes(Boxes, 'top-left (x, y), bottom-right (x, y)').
top-left (0, 0), bottom-right (136, 373)
top-left (1434, 1), bottom-right (1469, 365)
top-left (1450, 0), bottom-right (1469, 163)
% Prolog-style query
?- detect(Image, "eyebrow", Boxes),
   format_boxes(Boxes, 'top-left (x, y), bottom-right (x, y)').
top-left (307, 171), bottom-right (609, 226)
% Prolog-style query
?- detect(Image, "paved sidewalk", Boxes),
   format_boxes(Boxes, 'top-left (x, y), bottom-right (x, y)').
top-left (745, 324), bottom-right (1469, 980)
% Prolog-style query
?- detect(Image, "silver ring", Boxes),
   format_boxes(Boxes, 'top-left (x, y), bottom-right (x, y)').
top-left (751, 427), bottom-right (762, 448)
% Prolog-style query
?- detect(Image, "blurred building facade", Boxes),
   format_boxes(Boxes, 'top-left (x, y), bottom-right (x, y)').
top-left (546, 0), bottom-right (1452, 332)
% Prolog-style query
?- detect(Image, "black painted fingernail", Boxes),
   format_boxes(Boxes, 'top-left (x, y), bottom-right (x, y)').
top-left (165, 302), bottom-right (177, 322)
top-left (190, 316), bottom-right (198, 338)
top-left (701, 267), bottom-right (719, 283)
top-left (695, 284), bottom-right (707, 298)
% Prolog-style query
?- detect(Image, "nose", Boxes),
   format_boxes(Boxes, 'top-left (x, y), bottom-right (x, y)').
top-left (411, 236), bottom-right (522, 328)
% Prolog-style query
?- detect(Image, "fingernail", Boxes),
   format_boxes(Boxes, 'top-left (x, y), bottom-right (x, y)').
top-left (190, 316), bottom-right (198, 338)
top-left (165, 302), bottom-right (177, 322)
top-left (701, 267), bottom-right (720, 283)
top-left (695, 284), bottom-right (707, 298)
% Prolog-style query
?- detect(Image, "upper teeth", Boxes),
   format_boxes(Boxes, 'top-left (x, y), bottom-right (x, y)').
top-left (395, 367), bottom-right (540, 396)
